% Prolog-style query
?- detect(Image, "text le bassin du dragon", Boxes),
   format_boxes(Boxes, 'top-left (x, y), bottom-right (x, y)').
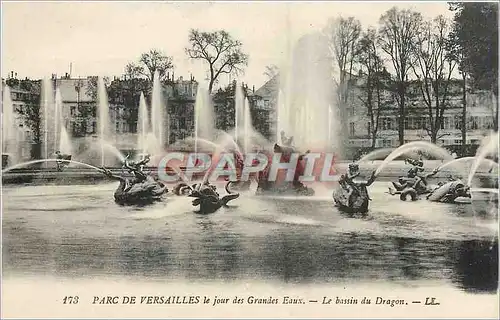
top-left (61, 295), bottom-right (440, 307)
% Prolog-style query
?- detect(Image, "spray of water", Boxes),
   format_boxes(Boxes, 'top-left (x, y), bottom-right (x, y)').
top-left (54, 88), bottom-right (74, 156)
top-left (54, 88), bottom-right (61, 154)
top-left (59, 126), bottom-right (73, 155)
top-left (41, 78), bottom-right (55, 162)
top-left (278, 32), bottom-right (338, 152)
top-left (151, 71), bottom-right (166, 153)
top-left (97, 77), bottom-right (111, 166)
top-left (357, 148), bottom-right (395, 163)
top-left (435, 156), bottom-right (497, 176)
top-left (374, 141), bottom-right (453, 177)
top-left (99, 139), bottom-right (126, 162)
top-left (235, 83), bottom-right (245, 143)
top-left (193, 83), bottom-right (215, 154)
top-left (167, 162), bottom-right (194, 187)
top-left (243, 97), bottom-right (253, 154)
top-left (215, 131), bottom-right (244, 159)
top-left (2, 159), bottom-right (102, 173)
top-left (467, 132), bottom-right (499, 186)
top-left (137, 92), bottom-right (150, 154)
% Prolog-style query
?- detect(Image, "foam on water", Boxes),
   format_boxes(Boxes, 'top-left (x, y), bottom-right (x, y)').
top-left (275, 215), bottom-right (321, 226)
top-left (2, 181), bottom-right (497, 242)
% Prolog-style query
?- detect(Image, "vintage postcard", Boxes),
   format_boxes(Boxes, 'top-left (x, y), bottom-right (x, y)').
top-left (1, 1), bottom-right (498, 319)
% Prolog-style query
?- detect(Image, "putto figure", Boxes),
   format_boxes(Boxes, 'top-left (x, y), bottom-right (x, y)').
top-left (255, 142), bottom-right (314, 196)
top-left (54, 151), bottom-right (72, 172)
top-left (333, 163), bottom-right (376, 215)
top-left (122, 154), bottom-right (151, 185)
top-left (99, 154), bottom-right (167, 205)
top-left (389, 157), bottom-right (439, 200)
top-left (280, 130), bottom-right (294, 147)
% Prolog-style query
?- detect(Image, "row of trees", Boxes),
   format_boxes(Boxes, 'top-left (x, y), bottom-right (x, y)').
top-left (88, 29), bottom-right (250, 134)
top-left (7, 4), bottom-right (498, 158)
top-left (321, 3), bottom-right (498, 149)
top-left (103, 29), bottom-right (249, 94)
top-left (6, 29), bottom-right (251, 158)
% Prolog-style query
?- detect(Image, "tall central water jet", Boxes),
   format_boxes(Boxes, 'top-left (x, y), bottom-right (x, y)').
top-left (194, 83), bottom-right (215, 153)
top-left (54, 89), bottom-right (61, 152)
top-left (151, 71), bottom-right (167, 154)
top-left (54, 88), bottom-right (73, 155)
top-left (243, 97), bottom-right (253, 153)
top-left (137, 92), bottom-right (149, 154)
top-left (278, 32), bottom-right (338, 152)
top-left (234, 83), bottom-right (245, 144)
top-left (41, 78), bottom-right (55, 162)
top-left (97, 77), bottom-right (112, 166)
top-left (467, 131), bottom-right (499, 186)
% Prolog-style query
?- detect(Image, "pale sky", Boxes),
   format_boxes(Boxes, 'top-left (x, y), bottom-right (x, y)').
top-left (2, 1), bottom-right (453, 89)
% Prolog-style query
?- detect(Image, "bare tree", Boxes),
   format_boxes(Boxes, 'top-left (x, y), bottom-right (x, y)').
top-left (378, 7), bottom-right (423, 145)
top-left (85, 76), bottom-right (111, 101)
top-left (324, 16), bottom-right (362, 140)
top-left (355, 28), bottom-right (390, 148)
top-left (125, 49), bottom-right (174, 83)
top-left (410, 16), bottom-right (457, 143)
top-left (185, 29), bottom-right (249, 93)
top-left (447, 34), bottom-right (469, 154)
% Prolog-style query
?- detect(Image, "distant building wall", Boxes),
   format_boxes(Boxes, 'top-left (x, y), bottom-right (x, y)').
top-left (253, 74), bottom-right (497, 155)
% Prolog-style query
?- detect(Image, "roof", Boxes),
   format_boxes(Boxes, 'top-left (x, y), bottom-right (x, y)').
top-left (254, 75), bottom-right (279, 98)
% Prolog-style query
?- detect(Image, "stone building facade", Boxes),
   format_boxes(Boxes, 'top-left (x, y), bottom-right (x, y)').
top-left (253, 74), bottom-right (497, 155)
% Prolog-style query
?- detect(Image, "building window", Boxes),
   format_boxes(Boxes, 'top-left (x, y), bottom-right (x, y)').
top-left (78, 105), bottom-right (86, 115)
top-left (455, 116), bottom-right (462, 130)
top-left (179, 118), bottom-right (186, 129)
top-left (444, 117), bottom-right (452, 130)
top-left (380, 118), bottom-right (393, 130)
top-left (172, 118), bottom-right (179, 129)
top-left (469, 116), bottom-right (478, 130)
top-left (381, 139), bottom-right (392, 147)
top-left (130, 121), bottom-right (137, 133)
top-left (348, 108), bottom-right (355, 117)
top-left (71, 121), bottom-right (77, 136)
top-left (115, 121), bottom-right (120, 134)
top-left (349, 122), bottom-right (355, 136)
top-left (70, 106), bottom-right (76, 116)
top-left (414, 117), bottom-right (421, 130)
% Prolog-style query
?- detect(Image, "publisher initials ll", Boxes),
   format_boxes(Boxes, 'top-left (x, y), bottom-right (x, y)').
top-left (424, 297), bottom-right (439, 305)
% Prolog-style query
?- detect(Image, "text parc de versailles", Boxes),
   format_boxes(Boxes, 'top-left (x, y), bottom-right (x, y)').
top-left (92, 295), bottom-right (407, 307)
top-left (93, 295), bottom-right (304, 305)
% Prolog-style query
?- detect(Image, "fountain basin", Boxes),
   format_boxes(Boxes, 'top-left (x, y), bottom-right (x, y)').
top-left (2, 160), bottom-right (497, 188)
top-left (1, 166), bottom-right (198, 185)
